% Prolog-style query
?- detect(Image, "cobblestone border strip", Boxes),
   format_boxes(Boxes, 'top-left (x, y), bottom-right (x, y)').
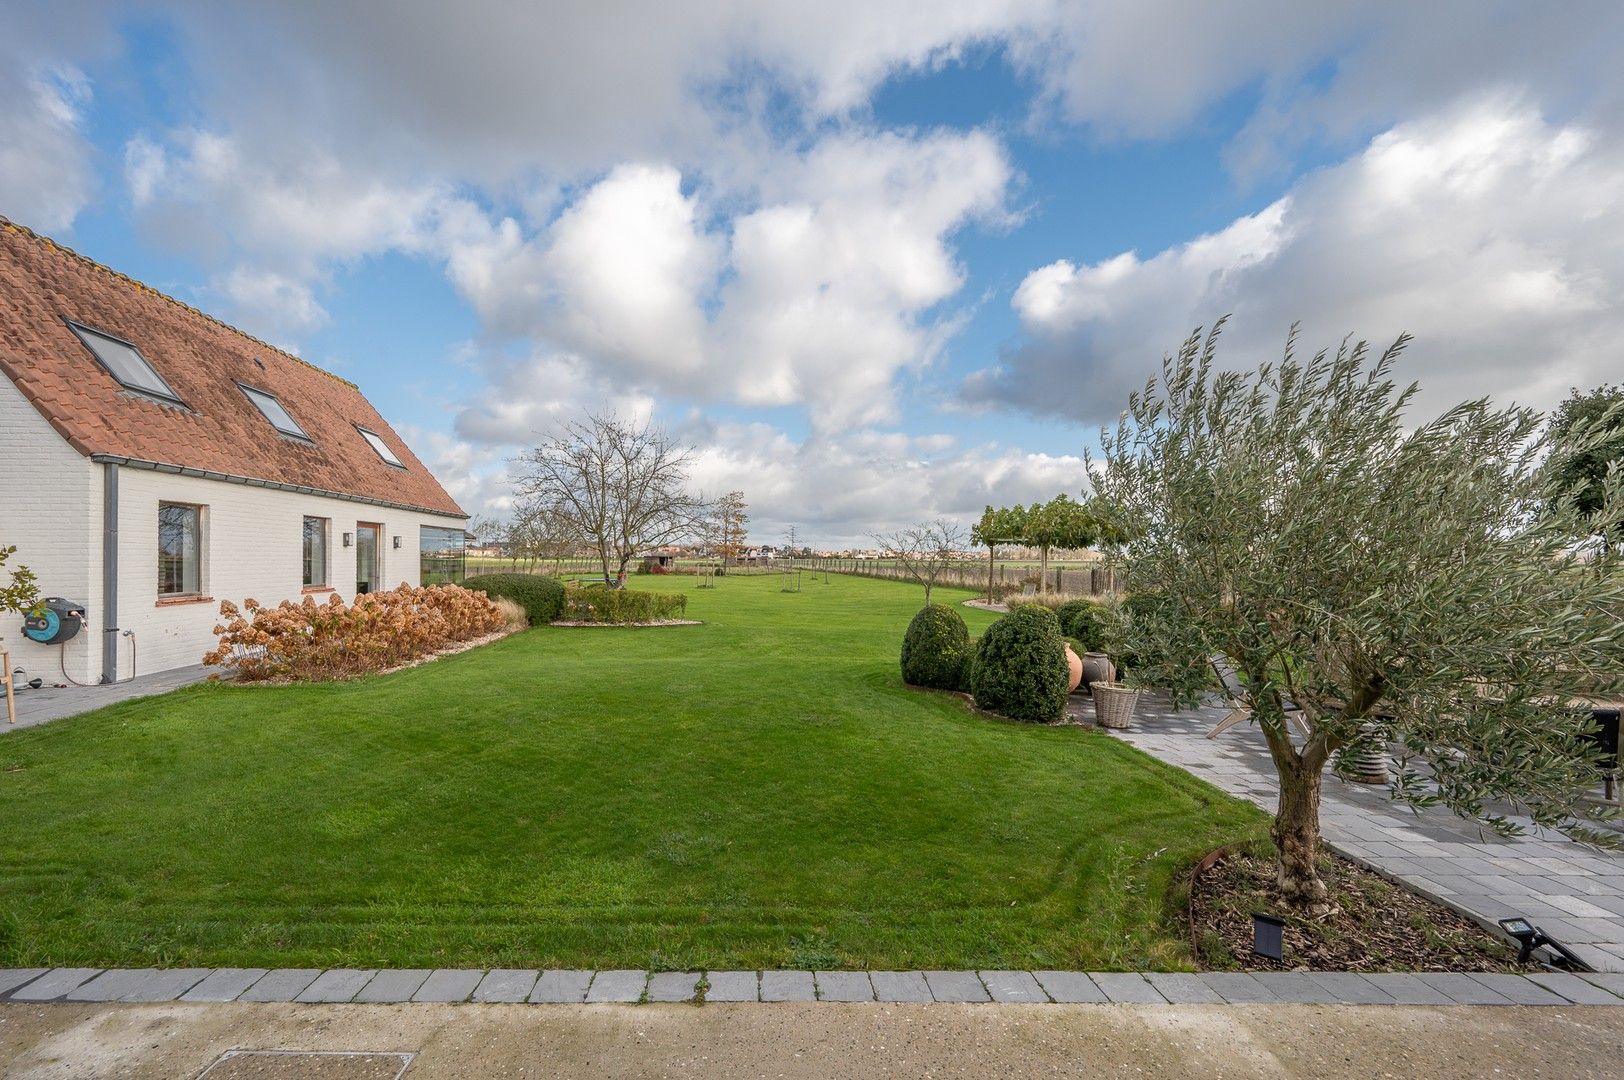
top-left (3, 968), bottom-right (1623, 1006)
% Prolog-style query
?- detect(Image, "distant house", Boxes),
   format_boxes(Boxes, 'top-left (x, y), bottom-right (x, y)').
top-left (0, 218), bottom-right (468, 684)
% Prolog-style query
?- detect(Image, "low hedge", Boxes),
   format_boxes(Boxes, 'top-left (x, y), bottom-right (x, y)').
top-left (900, 603), bottom-right (973, 690)
top-left (562, 587), bottom-right (688, 623)
top-left (969, 605), bottom-right (1069, 723)
top-left (463, 573), bottom-right (566, 625)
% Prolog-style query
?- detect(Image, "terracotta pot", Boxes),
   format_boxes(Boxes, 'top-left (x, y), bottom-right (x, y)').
top-left (1063, 643), bottom-right (1083, 693)
top-left (1081, 652), bottom-right (1115, 693)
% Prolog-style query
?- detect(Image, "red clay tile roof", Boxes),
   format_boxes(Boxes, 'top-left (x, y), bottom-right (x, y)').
top-left (0, 218), bottom-right (465, 518)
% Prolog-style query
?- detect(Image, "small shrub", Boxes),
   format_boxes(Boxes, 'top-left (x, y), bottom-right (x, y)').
top-left (562, 586), bottom-right (688, 623)
top-left (970, 605), bottom-right (1069, 722)
top-left (900, 603), bottom-right (972, 690)
top-left (1054, 598), bottom-right (1111, 652)
top-left (464, 573), bottom-right (565, 625)
top-left (204, 584), bottom-right (505, 682)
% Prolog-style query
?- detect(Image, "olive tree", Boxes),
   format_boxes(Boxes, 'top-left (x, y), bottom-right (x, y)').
top-left (1, 545), bottom-right (39, 618)
top-left (1093, 323), bottom-right (1624, 910)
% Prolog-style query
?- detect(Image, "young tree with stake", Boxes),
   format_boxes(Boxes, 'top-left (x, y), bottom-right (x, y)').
top-left (1094, 322), bottom-right (1624, 910)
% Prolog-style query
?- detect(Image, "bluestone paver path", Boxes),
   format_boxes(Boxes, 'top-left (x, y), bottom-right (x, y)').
top-left (1112, 695), bottom-right (1624, 972)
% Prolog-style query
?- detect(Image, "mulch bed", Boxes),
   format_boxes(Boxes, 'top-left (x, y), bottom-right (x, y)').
top-left (1189, 846), bottom-right (1526, 972)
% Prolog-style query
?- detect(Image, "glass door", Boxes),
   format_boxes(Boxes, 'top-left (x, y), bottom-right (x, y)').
top-left (356, 522), bottom-right (380, 594)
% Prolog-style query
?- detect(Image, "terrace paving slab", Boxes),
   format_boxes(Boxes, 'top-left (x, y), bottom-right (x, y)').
top-left (353, 970), bottom-right (432, 1004)
top-left (1527, 971), bottom-right (1624, 1004)
top-left (922, 970), bottom-right (989, 1003)
top-left (702, 971), bottom-right (759, 1002)
top-left (297, 969), bottom-right (377, 1004)
top-left (412, 969), bottom-right (483, 1003)
top-left (1197, 972), bottom-right (1279, 1004)
top-left (759, 971), bottom-right (815, 1002)
top-left (1415, 972), bottom-right (1516, 1005)
top-left (180, 969), bottom-right (269, 1003)
top-left (472, 970), bottom-right (539, 1004)
top-left (1144, 972), bottom-right (1224, 1004)
top-left (237, 969), bottom-right (321, 1003)
top-left (1467, 973), bottom-right (1570, 1006)
top-left (1089, 973), bottom-right (1166, 1004)
top-left (1307, 972), bottom-right (1397, 1005)
top-left (979, 970), bottom-right (1048, 1003)
top-left (814, 971), bottom-right (873, 1002)
top-left (646, 972), bottom-right (699, 1003)
top-left (9, 968), bottom-right (102, 1001)
top-left (869, 971), bottom-right (931, 1002)
top-left (1032, 972), bottom-right (1107, 1003)
top-left (584, 970), bottom-right (647, 1003)
top-left (529, 970), bottom-right (593, 1004)
top-left (1356, 973), bottom-right (1456, 1005)
top-left (0, 970), bottom-right (49, 999)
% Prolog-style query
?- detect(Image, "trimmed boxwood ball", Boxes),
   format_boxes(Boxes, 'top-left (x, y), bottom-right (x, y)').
top-left (1054, 598), bottom-right (1111, 653)
top-left (463, 573), bottom-right (565, 625)
top-left (901, 603), bottom-right (973, 690)
top-left (970, 605), bottom-right (1069, 723)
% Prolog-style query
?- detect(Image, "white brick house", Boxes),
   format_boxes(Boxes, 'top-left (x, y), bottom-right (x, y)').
top-left (0, 219), bottom-right (468, 685)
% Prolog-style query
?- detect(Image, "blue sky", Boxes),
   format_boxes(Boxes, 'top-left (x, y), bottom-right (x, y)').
top-left (5, 2), bottom-right (1623, 544)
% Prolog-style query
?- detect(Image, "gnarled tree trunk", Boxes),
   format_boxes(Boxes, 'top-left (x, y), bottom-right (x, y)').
top-left (1260, 717), bottom-right (1333, 910)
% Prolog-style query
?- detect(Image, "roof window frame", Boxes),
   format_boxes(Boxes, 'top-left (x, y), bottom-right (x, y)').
top-left (237, 379), bottom-right (313, 442)
top-left (64, 318), bottom-right (186, 406)
top-left (355, 425), bottom-right (406, 469)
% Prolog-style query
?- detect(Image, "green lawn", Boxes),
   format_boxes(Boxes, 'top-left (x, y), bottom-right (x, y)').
top-left (0, 574), bottom-right (1265, 972)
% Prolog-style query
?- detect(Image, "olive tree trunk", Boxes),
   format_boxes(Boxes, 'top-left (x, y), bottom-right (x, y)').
top-left (1261, 720), bottom-right (1334, 908)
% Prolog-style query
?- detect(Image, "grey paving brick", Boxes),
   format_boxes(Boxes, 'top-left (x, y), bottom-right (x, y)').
top-left (979, 970), bottom-right (1047, 1003)
top-left (1357, 973), bottom-right (1455, 1005)
top-left (180, 968), bottom-right (269, 1002)
top-left (111, 969), bottom-right (211, 1002)
top-left (1467, 974), bottom-right (1570, 1005)
top-left (1527, 971), bottom-right (1624, 1004)
top-left (870, 971), bottom-right (931, 1002)
top-left (1089, 972), bottom-right (1166, 1004)
top-left (1145, 972), bottom-right (1223, 1003)
top-left (585, 969), bottom-right (647, 1003)
top-left (0, 969), bottom-right (50, 999)
top-left (353, 969), bottom-right (431, 1003)
top-left (1415, 972), bottom-right (1516, 1005)
top-left (646, 971), bottom-right (700, 1003)
top-left (702, 971), bottom-right (758, 1002)
top-left (412, 969), bottom-right (484, 1003)
top-left (1033, 971), bottom-right (1108, 1003)
top-left (1252, 973), bottom-right (1339, 1004)
top-left (65, 969), bottom-right (161, 1002)
top-left (814, 971), bottom-right (873, 1002)
top-left (529, 969), bottom-right (593, 1004)
top-left (1197, 972), bottom-right (1278, 1003)
top-left (1580, 973), bottom-right (1624, 996)
top-left (297, 969), bottom-right (378, 1003)
top-left (238, 969), bottom-right (322, 1003)
top-left (9, 968), bottom-right (102, 1001)
top-left (471, 969), bottom-right (539, 1003)
top-left (759, 970), bottom-right (816, 1002)
top-left (923, 970), bottom-right (990, 1002)
top-left (1307, 972), bottom-right (1397, 1004)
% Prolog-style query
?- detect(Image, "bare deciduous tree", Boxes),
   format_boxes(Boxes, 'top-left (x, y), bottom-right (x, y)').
top-left (872, 519), bottom-right (968, 606)
top-left (709, 491), bottom-right (749, 567)
top-left (516, 413), bottom-right (707, 586)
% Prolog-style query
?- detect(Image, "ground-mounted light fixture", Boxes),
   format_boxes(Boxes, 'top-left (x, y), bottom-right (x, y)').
top-left (1498, 917), bottom-right (1590, 969)
top-left (1252, 912), bottom-right (1286, 961)
top-left (343, 531), bottom-right (354, 548)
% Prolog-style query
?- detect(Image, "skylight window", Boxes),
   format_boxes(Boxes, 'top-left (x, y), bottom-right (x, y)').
top-left (357, 426), bottom-right (405, 468)
top-left (240, 382), bottom-right (310, 440)
top-left (68, 321), bottom-right (183, 404)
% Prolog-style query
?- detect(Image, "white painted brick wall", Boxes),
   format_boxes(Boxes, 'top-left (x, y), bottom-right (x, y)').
top-left (2, 372), bottom-right (467, 682)
top-left (0, 375), bottom-right (101, 684)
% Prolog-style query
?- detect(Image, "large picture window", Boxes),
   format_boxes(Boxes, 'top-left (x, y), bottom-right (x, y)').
top-left (420, 525), bottom-right (466, 585)
top-left (158, 503), bottom-right (203, 597)
top-left (303, 516), bottom-right (329, 587)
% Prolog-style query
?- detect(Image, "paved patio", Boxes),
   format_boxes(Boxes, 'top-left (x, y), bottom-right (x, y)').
top-left (1109, 695), bottom-right (1624, 972)
top-left (1, 663), bottom-right (212, 732)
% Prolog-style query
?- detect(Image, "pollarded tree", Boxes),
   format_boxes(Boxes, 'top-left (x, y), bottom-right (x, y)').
top-left (1025, 493), bottom-right (1102, 593)
top-left (1093, 322), bottom-right (1624, 910)
top-left (971, 504), bottom-right (1028, 602)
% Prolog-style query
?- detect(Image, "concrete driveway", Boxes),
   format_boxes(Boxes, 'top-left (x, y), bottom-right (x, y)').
top-left (4, 1001), bottom-right (1623, 1079)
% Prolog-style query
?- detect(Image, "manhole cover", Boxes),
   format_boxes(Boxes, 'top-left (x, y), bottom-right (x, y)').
top-left (196, 1050), bottom-right (414, 1079)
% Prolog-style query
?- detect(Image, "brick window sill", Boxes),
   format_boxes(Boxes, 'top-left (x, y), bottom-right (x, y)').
top-left (155, 595), bottom-right (214, 607)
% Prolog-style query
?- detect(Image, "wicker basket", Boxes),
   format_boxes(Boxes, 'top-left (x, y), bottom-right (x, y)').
top-left (1090, 682), bottom-right (1139, 729)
